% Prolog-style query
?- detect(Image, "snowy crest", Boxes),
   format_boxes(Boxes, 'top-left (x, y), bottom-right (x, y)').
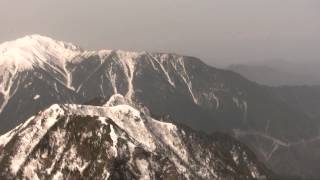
top-left (0, 34), bottom-right (82, 71)
top-left (104, 94), bottom-right (128, 107)
top-left (0, 102), bottom-right (268, 179)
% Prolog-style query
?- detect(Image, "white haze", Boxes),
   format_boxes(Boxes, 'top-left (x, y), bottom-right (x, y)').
top-left (0, 0), bottom-right (319, 66)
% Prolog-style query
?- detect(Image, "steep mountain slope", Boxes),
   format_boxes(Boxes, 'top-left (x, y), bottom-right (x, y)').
top-left (0, 35), bottom-right (318, 178)
top-left (0, 95), bottom-right (272, 180)
top-left (69, 48), bottom-right (318, 177)
top-left (268, 85), bottom-right (320, 179)
top-left (0, 35), bottom-right (83, 131)
top-left (273, 85), bottom-right (320, 121)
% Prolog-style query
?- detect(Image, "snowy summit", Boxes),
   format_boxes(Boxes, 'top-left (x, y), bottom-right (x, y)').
top-left (0, 34), bottom-right (82, 71)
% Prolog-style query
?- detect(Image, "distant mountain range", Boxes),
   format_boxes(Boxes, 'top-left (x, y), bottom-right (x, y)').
top-left (228, 61), bottom-right (320, 86)
top-left (0, 35), bottom-right (319, 179)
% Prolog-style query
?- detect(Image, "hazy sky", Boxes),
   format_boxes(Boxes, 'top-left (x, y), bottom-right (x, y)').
top-left (0, 0), bottom-right (319, 66)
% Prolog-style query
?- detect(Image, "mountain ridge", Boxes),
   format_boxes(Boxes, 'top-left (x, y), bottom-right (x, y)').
top-left (0, 35), bottom-right (318, 178)
top-left (0, 94), bottom-right (272, 180)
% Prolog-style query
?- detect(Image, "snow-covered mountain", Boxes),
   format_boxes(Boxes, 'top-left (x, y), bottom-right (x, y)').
top-left (0, 34), bottom-right (82, 93)
top-left (0, 35), bottom-right (83, 128)
top-left (0, 35), bottom-right (318, 178)
top-left (0, 94), bottom-right (272, 180)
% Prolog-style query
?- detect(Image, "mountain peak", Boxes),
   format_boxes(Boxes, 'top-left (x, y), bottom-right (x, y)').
top-left (0, 101), bottom-right (271, 179)
top-left (16, 34), bottom-right (60, 43)
top-left (0, 34), bottom-right (82, 53)
top-left (0, 34), bottom-right (82, 71)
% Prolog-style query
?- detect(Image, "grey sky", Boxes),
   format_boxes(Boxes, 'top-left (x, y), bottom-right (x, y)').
top-left (0, 0), bottom-right (319, 66)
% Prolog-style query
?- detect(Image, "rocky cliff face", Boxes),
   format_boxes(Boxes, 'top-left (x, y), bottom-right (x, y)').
top-left (0, 95), bottom-right (271, 180)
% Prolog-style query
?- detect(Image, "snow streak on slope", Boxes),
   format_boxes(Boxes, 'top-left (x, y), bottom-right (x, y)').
top-left (116, 50), bottom-right (140, 101)
top-left (243, 101), bottom-right (248, 122)
top-left (148, 53), bottom-right (199, 104)
top-left (63, 62), bottom-right (74, 90)
top-left (147, 53), bottom-right (175, 87)
top-left (177, 57), bottom-right (198, 104)
top-left (73, 51), bottom-right (113, 93)
top-left (107, 63), bottom-right (118, 94)
top-left (0, 66), bottom-right (18, 113)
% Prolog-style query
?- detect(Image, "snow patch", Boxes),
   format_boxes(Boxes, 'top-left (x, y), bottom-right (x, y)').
top-left (136, 159), bottom-right (151, 180)
top-left (243, 101), bottom-right (248, 122)
top-left (232, 97), bottom-right (240, 108)
top-left (231, 147), bottom-right (240, 165)
top-left (9, 104), bottom-right (64, 175)
top-left (104, 94), bottom-right (128, 107)
top-left (23, 158), bottom-right (41, 180)
top-left (109, 124), bottom-right (118, 157)
top-left (33, 94), bottom-right (40, 100)
top-left (211, 92), bottom-right (219, 109)
top-left (0, 124), bottom-right (22, 151)
top-left (149, 120), bottom-right (189, 162)
top-left (52, 171), bottom-right (63, 180)
top-left (108, 105), bottom-right (156, 151)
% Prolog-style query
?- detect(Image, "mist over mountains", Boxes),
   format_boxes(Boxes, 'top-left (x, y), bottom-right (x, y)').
top-left (228, 60), bottom-right (320, 86)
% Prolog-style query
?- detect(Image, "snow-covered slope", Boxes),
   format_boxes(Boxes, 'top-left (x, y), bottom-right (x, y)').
top-left (0, 35), bottom-right (82, 116)
top-left (0, 34), bottom-right (81, 91)
top-left (0, 34), bottom-right (81, 71)
top-left (0, 94), bottom-right (271, 180)
top-left (0, 35), bottom-right (318, 178)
